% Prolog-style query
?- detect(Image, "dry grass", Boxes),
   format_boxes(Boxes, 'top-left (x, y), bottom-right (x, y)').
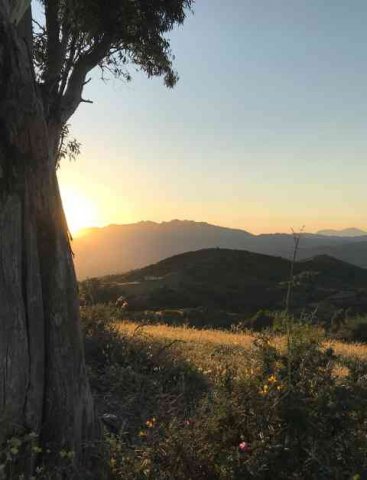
top-left (119, 322), bottom-right (367, 360)
top-left (327, 339), bottom-right (367, 361)
top-left (117, 320), bottom-right (367, 386)
top-left (117, 321), bottom-right (259, 376)
top-left (118, 321), bottom-right (255, 348)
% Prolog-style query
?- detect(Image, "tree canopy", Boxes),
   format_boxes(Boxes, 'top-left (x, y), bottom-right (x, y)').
top-left (33, 0), bottom-right (193, 128)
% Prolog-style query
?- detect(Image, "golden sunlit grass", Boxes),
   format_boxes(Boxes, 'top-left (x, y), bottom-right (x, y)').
top-left (327, 339), bottom-right (367, 361)
top-left (117, 321), bottom-right (367, 377)
top-left (117, 321), bottom-right (256, 375)
top-left (119, 321), bottom-right (255, 348)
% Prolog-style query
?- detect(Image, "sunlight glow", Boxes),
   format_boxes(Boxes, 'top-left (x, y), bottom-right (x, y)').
top-left (61, 188), bottom-right (100, 236)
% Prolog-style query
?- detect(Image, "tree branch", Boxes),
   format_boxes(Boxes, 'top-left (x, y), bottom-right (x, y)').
top-left (58, 36), bottom-right (111, 124)
top-left (44, 0), bottom-right (65, 104)
top-left (57, 34), bottom-right (77, 98)
top-left (32, 18), bottom-right (45, 32)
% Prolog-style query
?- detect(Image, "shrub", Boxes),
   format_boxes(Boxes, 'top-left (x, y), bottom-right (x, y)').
top-left (334, 315), bottom-right (367, 343)
top-left (249, 310), bottom-right (275, 332)
top-left (81, 306), bottom-right (207, 441)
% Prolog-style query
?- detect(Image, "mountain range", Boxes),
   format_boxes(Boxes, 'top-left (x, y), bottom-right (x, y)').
top-left (73, 220), bottom-right (367, 278)
top-left (316, 228), bottom-right (367, 237)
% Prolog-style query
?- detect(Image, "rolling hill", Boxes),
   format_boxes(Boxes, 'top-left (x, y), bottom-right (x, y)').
top-left (300, 241), bottom-right (367, 269)
top-left (73, 220), bottom-right (367, 278)
top-left (81, 248), bottom-right (367, 315)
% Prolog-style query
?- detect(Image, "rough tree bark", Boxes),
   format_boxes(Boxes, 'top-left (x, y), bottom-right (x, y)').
top-left (0, 4), bottom-right (99, 478)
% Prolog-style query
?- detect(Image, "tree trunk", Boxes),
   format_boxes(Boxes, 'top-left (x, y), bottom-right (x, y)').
top-left (0, 7), bottom-right (100, 479)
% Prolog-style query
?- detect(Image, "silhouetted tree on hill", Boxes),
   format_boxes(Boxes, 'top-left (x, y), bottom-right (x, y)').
top-left (0, 0), bottom-right (192, 476)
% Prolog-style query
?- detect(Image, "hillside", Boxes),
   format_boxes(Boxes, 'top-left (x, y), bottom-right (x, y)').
top-left (300, 240), bottom-right (367, 269)
top-left (82, 248), bottom-right (367, 316)
top-left (73, 220), bottom-right (367, 278)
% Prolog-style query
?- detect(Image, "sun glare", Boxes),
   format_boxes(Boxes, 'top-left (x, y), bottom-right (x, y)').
top-left (61, 188), bottom-right (100, 236)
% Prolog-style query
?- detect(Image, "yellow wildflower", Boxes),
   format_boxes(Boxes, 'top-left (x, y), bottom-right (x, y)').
top-left (268, 374), bottom-right (277, 384)
top-left (145, 417), bottom-right (156, 428)
top-left (259, 384), bottom-right (269, 395)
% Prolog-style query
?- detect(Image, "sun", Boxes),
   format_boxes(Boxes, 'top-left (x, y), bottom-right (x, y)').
top-left (61, 188), bottom-right (100, 236)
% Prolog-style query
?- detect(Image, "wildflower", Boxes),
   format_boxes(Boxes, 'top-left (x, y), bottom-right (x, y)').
top-left (239, 441), bottom-right (251, 453)
top-left (145, 417), bottom-right (156, 428)
top-left (138, 431), bottom-right (146, 438)
top-left (259, 384), bottom-right (269, 395)
top-left (184, 419), bottom-right (192, 426)
top-left (268, 374), bottom-right (277, 384)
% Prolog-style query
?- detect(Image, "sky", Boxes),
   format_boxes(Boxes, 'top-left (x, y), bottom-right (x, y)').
top-left (55, 0), bottom-right (367, 235)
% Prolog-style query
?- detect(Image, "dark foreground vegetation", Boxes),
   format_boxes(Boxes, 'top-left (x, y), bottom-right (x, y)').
top-left (82, 306), bottom-right (367, 479)
top-left (4, 305), bottom-right (367, 478)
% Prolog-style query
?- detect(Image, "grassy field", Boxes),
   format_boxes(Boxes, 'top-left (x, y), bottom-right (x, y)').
top-left (81, 307), bottom-right (367, 479)
top-left (117, 321), bottom-right (257, 376)
top-left (118, 320), bottom-right (367, 364)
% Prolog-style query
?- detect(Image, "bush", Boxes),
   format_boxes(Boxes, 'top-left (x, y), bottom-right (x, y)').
top-left (352, 321), bottom-right (367, 342)
top-left (81, 306), bottom-right (207, 440)
top-left (249, 310), bottom-right (275, 332)
top-left (334, 315), bottom-right (367, 343)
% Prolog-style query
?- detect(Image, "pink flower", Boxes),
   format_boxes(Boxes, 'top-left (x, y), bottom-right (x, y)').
top-left (239, 441), bottom-right (251, 453)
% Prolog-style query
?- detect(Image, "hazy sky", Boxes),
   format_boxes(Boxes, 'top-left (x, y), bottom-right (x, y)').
top-left (56, 0), bottom-right (367, 234)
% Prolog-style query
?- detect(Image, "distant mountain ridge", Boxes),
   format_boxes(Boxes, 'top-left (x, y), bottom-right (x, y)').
top-left (74, 220), bottom-right (254, 278)
top-left (73, 220), bottom-right (367, 278)
top-left (317, 228), bottom-right (367, 237)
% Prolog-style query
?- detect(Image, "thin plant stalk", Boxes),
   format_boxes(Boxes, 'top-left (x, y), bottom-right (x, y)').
top-left (285, 226), bottom-right (304, 386)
